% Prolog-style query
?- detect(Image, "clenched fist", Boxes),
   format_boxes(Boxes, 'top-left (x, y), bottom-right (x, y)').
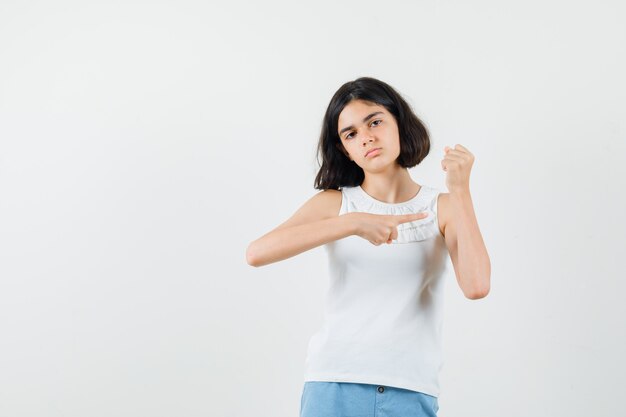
top-left (441, 144), bottom-right (474, 193)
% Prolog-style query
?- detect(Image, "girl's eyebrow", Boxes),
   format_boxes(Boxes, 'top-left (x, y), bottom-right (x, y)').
top-left (339, 111), bottom-right (384, 136)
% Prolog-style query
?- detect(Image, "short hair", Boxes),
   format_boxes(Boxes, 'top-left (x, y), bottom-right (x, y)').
top-left (314, 76), bottom-right (431, 190)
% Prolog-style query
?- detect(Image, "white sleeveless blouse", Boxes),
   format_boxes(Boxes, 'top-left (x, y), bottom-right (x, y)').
top-left (303, 183), bottom-right (449, 397)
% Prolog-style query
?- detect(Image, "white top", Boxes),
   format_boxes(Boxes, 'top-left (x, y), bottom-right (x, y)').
top-left (303, 183), bottom-right (449, 397)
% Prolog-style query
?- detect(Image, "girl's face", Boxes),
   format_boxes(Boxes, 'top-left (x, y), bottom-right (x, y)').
top-left (336, 99), bottom-right (401, 171)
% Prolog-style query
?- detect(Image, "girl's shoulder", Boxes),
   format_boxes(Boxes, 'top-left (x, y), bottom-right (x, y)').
top-left (269, 189), bottom-right (342, 234)
top-left (319, 188), bottom-right (343, 217)
top-left (299, 188), bottom-right (343, 219)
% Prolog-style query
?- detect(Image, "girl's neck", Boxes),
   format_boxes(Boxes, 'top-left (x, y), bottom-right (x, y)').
top-left (360, 168), bottom-right (419, 205)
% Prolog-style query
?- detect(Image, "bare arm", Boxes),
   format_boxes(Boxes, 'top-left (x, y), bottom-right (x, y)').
top-left (245, 189), bottom-right (429, 267)
top-left (246, 189), bottom-right (345, 267)
top-left (443, 190), bottom-right (491, 299)
top-left (246, 214), bottom-right (356, 267)
top-left (440, 144), bottom-right (491, 300)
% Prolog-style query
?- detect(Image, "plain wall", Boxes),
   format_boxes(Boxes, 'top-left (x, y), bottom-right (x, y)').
top-left (1, 1), bottom-right (625, 416)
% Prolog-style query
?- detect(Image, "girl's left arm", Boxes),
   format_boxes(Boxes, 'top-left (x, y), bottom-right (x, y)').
top-left (441, 144), bottom-right (491, 299)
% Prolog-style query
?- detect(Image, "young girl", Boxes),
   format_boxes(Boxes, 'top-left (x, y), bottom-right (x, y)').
top-left (246, 77), bottom-right (491, 417)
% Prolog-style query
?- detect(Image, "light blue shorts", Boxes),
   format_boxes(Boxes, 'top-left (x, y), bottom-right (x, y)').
top-left (300, 381), bottom-right (439, 417)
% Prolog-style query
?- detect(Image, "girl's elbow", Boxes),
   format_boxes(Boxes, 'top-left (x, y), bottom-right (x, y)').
top-left (246, 242), bottom-right (261, 267)
top-left (466, 281), bottom-right (490, 300)
top-left (466, 288), bottom-right (489, 300)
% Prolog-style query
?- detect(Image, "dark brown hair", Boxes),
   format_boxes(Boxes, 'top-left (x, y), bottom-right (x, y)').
top-left (314, 77), bottom-right (430, 190)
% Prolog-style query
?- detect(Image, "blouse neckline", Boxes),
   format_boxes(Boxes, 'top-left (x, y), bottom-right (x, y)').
top-left (355, 184), bottom-right (425, 207)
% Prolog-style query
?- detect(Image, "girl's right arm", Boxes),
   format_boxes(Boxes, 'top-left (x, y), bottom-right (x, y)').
top-left (246, 190), bottom-right (354, 267)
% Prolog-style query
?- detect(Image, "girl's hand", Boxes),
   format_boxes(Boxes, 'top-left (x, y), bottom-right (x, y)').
top-left (350, 212), bottom-right (430, 245)
top-left (442, 144), bottom-right (474, 193)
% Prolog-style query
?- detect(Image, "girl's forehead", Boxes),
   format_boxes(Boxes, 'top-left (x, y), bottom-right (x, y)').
top-left (339, 100), bottom-right (386, 119)
top-left (345, 99), bottom-right (383, 110)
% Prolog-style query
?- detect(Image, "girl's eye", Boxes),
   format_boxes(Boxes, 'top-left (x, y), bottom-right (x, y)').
top-left (345, 120), bottom-right (382, 140)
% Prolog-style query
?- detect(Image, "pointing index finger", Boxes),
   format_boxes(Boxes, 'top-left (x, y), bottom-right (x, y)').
top-left (396, 212), bottom-right (429, 224)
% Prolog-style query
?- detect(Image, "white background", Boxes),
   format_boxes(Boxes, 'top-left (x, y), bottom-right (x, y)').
top-left (1, 1), bottom-right (625, 416)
